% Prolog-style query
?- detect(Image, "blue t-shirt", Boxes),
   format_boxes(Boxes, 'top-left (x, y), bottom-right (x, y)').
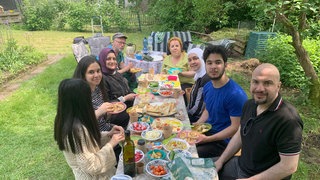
top-left (203, 79), bottom-right (247, 142)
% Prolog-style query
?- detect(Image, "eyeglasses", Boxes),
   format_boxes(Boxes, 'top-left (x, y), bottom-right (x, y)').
top-left (188, 56), bottom-right (199, 62)
top-left (115, 40), bottom-right (126, 45)
top-left (242, 118), bottom-right (254, 136)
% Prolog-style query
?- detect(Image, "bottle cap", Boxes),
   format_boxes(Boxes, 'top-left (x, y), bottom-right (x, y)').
top-left (125, 130), bottom-right (131, 136)
top-left (137, 139), bottom-right (145, 145)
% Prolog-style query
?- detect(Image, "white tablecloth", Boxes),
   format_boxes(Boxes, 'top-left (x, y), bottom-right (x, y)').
top-left (116, 94), bottom-right (201, 179)
top-left (125, 51), bottom-right (164, 77)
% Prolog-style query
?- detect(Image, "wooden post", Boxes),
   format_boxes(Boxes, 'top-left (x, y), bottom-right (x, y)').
top-left (137, 11), bottom-right (141, 32)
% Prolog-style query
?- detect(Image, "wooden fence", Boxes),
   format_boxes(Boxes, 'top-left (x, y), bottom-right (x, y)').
top-left (109, 10), bottom-right (157, 31)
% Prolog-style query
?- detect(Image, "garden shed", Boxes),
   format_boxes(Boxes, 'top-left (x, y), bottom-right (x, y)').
top-left (0, 0), bottom-right (22, 24)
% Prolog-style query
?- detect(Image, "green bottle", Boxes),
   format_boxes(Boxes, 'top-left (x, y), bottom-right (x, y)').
top-left (123, 130), bottom-right (136, 177)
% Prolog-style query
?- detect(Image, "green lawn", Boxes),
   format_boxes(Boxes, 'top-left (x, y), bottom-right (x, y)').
top-left (0, 30), bottom-right (319, 179)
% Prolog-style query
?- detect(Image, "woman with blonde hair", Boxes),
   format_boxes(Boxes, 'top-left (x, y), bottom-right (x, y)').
top-left (161, 37), bottom-right (195, 91)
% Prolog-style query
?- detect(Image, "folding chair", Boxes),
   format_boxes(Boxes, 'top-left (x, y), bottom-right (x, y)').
top-left (87, 36), bottom-right (111, 58)
top-left (172, 31), bottom-right (192, 51)
top-left (72, 41), bottom-right (90, 63)
top-left (150, 31), bottom-right (171, 53)
top-left (207, 39), bottom-right (236, 55)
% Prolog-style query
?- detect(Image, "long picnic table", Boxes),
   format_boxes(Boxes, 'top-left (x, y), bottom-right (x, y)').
top-left (116, 83), bottom-right (198, 179)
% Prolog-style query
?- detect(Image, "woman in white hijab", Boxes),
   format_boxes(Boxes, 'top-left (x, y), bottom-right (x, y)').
top-left (187, 48), bottom-right (211, 123)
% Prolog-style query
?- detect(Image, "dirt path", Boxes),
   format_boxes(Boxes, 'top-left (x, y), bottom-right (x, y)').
top-left (0, 54), bottom-right (65, 101)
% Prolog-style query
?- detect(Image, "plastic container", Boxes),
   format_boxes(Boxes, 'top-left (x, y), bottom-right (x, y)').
top-left (147, 36), bottom-right (153, 52)
top-left (137, 139), bottom-right (147, 154)
top-left (143, 37), bottom-right (148, 54)
top-left (167, 75), bottom-right (178, 81)
top-left (135, 54), bottom-right (143, 60)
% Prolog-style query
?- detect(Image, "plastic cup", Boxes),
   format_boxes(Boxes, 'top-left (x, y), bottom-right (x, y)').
top-left (129, 112), bottom-right (139, 123)
top-left (136, 162), bottom-right (144, 174)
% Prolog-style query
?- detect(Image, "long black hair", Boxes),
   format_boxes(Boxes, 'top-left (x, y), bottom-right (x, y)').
top-left (54, 79), bottom-right (101, 153)
top-left (73, 55), bottom-right (109, 102)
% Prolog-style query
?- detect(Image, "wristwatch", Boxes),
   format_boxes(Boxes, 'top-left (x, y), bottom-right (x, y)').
top-left (118, 96), bottom-right (126, 102)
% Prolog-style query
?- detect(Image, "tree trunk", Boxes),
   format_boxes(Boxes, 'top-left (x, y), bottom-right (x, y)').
top-left (277, 12), bottom-right (320, 106)
top-left (291, 31), bottom-right (320, 106)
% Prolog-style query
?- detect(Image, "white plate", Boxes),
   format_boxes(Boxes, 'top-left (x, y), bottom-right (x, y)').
top-left (111, 174), bottom-right (132, 180)
top-left (150, 55), bottom-right (163, 61)
top-left (141, 130), bottom-right (162, 141)
top-left (128, 121), bottom-right (150, 133)
top-left (151, 117), bottom-right (183, 133)
top-left (145, 159), bottom-right (169, 178)
top-left (145, 102), bottom-right (177, 117)
top-left (163, 138), bottom-right (190, 151)
top-left (119, 149), bottom-right (144, 163)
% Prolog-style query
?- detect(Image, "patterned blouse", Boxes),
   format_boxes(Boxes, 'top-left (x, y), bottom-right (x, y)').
top-left (91, 86), bottom-right (111, 131)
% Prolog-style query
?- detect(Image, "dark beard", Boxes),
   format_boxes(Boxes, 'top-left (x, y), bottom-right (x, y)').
top-left (209, 69), bottom-right (225, 81)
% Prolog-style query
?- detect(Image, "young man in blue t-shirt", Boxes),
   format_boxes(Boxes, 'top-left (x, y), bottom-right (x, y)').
top-left (194, 44), bottom-right (248, 158)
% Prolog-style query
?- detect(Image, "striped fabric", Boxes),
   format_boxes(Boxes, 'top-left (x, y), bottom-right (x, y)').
top-left (172, 31), bottom-right (192, 51)
top-left (150, 31), bottom-right (171, 53)
top-left (72, 41), bottom-right (90, 63)
top-left (187, 43), bottom-right (206, 53)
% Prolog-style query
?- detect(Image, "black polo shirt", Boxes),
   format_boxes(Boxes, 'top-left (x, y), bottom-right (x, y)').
top-left (239, 94), bottom-right (303, 177)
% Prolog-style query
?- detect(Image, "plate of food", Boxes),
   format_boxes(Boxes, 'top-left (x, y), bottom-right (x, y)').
top-left (130, 67), bottom-right (142, 73)
top-left (158, 89), bottom-right (173, 98)
top-left (137, 93), bottom-right (154, 104)
top-left (139, 115), bottom-right (154, 124)
top-left (119, 149), bottom-right (144, 163)
top-left (146, 149), bottom-right (167, 161)
top-left (163, 138), bottom-right (189, 151)
top-left (177, 130), bottom-right (200, 145)
top-left (145, 159), bottom-right (169, 178)
top-left (192, 123), bottom-right (212, 133)
top-left (150, 54), bottom-right (163, 62)
top-left (151, 117), bottom-right (183, 133)
top-left (128, 121), bottom-right (150, 134)
top-left (109, 102), bottom-right (127, 114)
top-left (145, 102), bottom-right (177, 117)
top-left (141, 130), bottom-right (162, 141)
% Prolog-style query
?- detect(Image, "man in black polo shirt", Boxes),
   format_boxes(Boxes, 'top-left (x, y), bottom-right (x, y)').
top-left (214, 63), bottom-right (303, 179)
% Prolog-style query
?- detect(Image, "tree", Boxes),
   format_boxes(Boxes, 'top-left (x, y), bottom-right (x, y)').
top-left (248, 0), bottom-right (320, 106)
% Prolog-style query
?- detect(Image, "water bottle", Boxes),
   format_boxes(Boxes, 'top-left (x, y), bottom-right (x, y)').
top-left (147, 36), bottom-right (153, 52)
top-left (143, 37), bottom-right (148, 55)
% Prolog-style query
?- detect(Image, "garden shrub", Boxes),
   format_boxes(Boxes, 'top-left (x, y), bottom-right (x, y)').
top-left (22, 1), bottom-right (54, 31)
top-left (96, 1), bottom-right (129, 32)
top-left (0, 38), bottom-right (45, 74)
top-left (50, 0), bottom-right (69, 30)
top-left (257, 34), bottom-right (320, 91)
top-left (66, 1), bottom-right (94, 32)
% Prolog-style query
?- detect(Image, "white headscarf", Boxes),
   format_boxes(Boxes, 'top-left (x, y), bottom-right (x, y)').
top-left (187, 48), bottom-right (206, 81)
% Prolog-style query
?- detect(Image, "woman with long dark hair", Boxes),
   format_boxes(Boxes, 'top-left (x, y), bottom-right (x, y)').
top-left (73, 55), bottom-right (130, 130)
top-left (54, 79), bottom-right (124, 179)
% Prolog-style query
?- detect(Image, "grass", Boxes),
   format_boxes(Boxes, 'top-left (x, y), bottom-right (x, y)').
top-left (0, 29), bottom-right (319, 179)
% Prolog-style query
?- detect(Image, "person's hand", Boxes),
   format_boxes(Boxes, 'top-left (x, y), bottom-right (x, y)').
top-left (195, 133), bottom-right (208, 144)
top-left (109, 125), bottom-right (124, 136)
top-left (192, 121), bottom-right (200, 126)
top-left (124, 93), bottom-right (137, 101)
top-left (128, 62), bottom-right (134, 69)
top-left (109, 133), bottom-right (125, 147)
top-left (100, 102), bottom-right (114, 113)
top-left (124, 62), bottom-right (134, 72)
